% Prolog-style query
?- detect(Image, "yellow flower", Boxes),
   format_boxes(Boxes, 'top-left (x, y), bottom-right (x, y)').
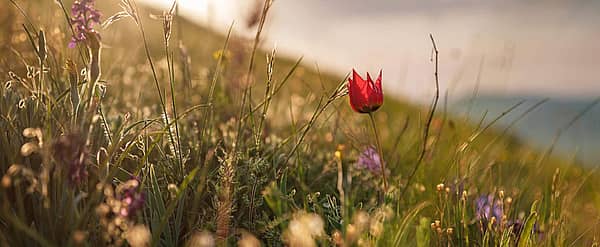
top-left (212, 49), bottom-right (231, 61)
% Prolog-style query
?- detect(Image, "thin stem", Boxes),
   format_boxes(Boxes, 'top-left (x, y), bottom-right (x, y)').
top-left (234, 0), bottom-right (272, 151)
top-left (165, 33), bottom-right (183, 177)
top-left (282, 80), bottom-right (346, 167)
top-left (368, 112), bottom-right (388, 192)
top-left (536, 97), bottom-right (600, 167)
top-left (128, 0), bottom-right (180, 178)
top-left (399, 34), bottom-right (440, 199)
top-left (336, 153), bottom-right (345, 221)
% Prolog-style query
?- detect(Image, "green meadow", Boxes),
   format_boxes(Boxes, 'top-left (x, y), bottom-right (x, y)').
top-left (0, 1), bottom-right (598, 246)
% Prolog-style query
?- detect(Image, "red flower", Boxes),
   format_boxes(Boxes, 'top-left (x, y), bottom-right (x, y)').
top-left (348, 69), bottom-right (383, 113)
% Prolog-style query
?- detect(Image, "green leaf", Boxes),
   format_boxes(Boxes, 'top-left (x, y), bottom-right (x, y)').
top-left (518, 200), bottom-right (539, 247)
top-left (416, 217), bottom-right (431, 247)
top-left (392, 202), bottom-right (430, 246)
top-left (151, 166), bottom-right (200, 246)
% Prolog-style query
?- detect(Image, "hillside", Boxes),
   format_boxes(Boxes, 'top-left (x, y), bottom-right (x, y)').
top-left (0, 1), bottom-right (598, 246)
top-left (452, 96), bottom-right (600, 165)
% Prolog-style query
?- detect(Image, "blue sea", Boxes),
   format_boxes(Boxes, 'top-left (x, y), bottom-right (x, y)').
top-left (452, 96), bottom-right (600, 166)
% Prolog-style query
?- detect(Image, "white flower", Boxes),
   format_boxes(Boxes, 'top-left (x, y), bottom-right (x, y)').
top-left (283, 211), bottom-right (325, 247)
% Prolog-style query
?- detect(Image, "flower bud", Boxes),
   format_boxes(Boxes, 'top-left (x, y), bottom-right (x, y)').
top-left (436, 183), bottom-right (445, 192)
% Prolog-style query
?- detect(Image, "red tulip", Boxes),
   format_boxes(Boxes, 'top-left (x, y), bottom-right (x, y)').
top-left (348, 69), bottom-right (383, 113)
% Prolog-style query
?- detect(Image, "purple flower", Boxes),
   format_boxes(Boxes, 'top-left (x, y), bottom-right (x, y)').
top-left (508, 219), bottom-right (524, 236)
top-left (356, 146), bottom-right (383, 174)
top-left (508, 219), bottom-right (543, 241)
top-left (474, 194), bottom-right (503, 223)
top-left (52, 133), bottom-right (88, 186)
top-left (116, 178), bottom-right (146, 217)
top-left (69, 0), bottom-right (101, 48)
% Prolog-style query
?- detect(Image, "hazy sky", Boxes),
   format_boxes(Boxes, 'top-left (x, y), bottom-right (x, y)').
top-left (141, 0), bottom-right (600, 102)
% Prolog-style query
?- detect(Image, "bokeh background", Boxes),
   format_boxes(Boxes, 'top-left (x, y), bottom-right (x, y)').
top-left (1, 1), bottom-right (599, 245)
top-left (142, 0), bottom-right (600, 164)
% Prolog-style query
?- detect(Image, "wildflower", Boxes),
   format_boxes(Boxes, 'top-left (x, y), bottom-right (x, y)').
top-left (348, 69), bottom-right (388, 190)
top-left (1, 164), bottom-right (38, 193)
top-left (238, 230), bottom-right (260, 247)
top-left (436, 183), bottom-right (445, 192)
top-left (20, 142), bottom-right (39, 157)
top-left (283, 211), bottom-right (324, 247)
top-left (331, 230), bottom-right (343, 245)
top-left (187, 231), bottom-right (215, 247)
top-left (71, 230), bottom-right (88, 245)
top-left (344, 211), bottom-right (370, 244)
top-left (21, 127), bottom-right (43, 157)
top-left (167, 183), bottom-right (178, 198)
top-left (212, 49), bottom-right (231, 61)
top-left (69, 0), bottom-right (102, 48)
top-left (334, 150), bottom-right (342, 160)
top-left (126, 225), bottom-right (151, 247)
top-left (347, 69), bottom-right (383, 113)
top-left (116, 178), bottom-right (146, 217)
top-left (1, 175), bottom-right (11, 188)
top-left (346, 224), bottom-right (358, 241)
top-left (23, 127), bottom-right (43, 140)
top-left (474, 194), bottom-right (503, 224)
top-left (95, 181), bottom-right (146, 245)
top-left (356, 146), bottom-right (383, 174)
top-left (415, 183), bottom-right (426, 192)
top-left (353, 211), bottom-right (370, 231)
top-left (370, 206), bottom-right (391, 237)
top-left (370, 220), bottom-right (383, 237)
top-left (52, 133), bottom-right (88, 186)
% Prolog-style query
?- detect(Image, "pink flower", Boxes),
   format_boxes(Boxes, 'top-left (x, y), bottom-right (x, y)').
top-left (117, 178), bottom-right (146, 217)
top-left (69, 0), bottom-right (102, 48)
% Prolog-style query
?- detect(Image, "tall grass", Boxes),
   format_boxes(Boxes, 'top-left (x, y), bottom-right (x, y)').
top-left (0, 0), bottom-right (598, 246)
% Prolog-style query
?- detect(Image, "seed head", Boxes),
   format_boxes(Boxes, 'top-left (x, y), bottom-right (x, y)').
top-left (126, 225), bottom-right (151, 247)
top-left (436, 183), bottom-right (445, 192)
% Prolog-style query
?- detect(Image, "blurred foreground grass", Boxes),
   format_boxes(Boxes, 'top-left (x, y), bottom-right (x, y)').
top-left (0, 0), bottom-right (599, 246)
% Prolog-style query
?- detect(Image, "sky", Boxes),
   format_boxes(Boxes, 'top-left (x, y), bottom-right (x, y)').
top-left (141, 0), bottom-right (600, 103)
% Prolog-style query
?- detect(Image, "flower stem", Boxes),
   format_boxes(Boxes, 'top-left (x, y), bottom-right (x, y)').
top-left (368, 112), bottom-right (388, 192)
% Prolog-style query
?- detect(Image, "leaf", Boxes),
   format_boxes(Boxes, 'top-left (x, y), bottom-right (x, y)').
top-left (147, 166), bottom-right (171, 246)
top-left (168, 0), bottom-right (177, 17)
top-left (102, 11), bottom-right (130, 29)
top-left (37, 29), bottom-right (47, 61)
top-left (151, 166), bottom-right (200, 246)
top-left (393, 202), bottom-right (430, 245)
top-left (416, 217), bottom-right (431, 247)
top-left (518, 200), bottom-right (539, 247)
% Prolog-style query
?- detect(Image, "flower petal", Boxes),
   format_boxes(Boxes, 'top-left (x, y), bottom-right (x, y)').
top-left (376, 70), bottom-right (382, 90)
top-left (352, 69), bottom-right (366, 85)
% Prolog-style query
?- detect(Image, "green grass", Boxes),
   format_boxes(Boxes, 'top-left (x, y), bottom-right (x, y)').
top-left (0, 0), bottom-right (599, 246)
